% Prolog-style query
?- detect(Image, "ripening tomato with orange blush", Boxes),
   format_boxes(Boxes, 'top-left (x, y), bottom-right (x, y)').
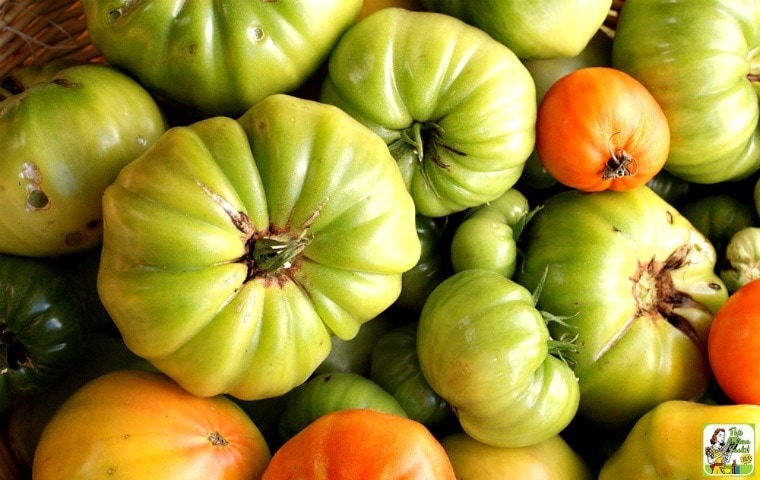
top-left (535, 66), bottom-right (670, 192)
top-left (708, 279), bottom-right (760, 405)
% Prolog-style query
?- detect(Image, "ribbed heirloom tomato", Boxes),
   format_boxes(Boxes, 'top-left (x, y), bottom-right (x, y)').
top-left (708, 279), bottom-right (760, 404)
top-left (536, 66), bottom-right (670, 192)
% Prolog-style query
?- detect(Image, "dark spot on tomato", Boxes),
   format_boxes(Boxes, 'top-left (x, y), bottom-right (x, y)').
top-left (188, 43), bottom-right (197, 54)
top-left (52, 78), bottom-right (81, 88)
top-left (86, 219), bottom-right (101, 230)
top-left (665, 210), bottom-right (673, 224)
top-left (323, 374), bottom-right (332, 383)
top-left (26, 189), bottom-right (50, 210)
top-left (65, 232), bottom-right (87, 247)
top-left (708, 282), bottom-right (722, 291)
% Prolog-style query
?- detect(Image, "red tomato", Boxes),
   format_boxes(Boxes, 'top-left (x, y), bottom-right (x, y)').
top-left (261, 408), bottom-right (457, 479)
top-left (535, 66), bottom-right (670, 192)
top-left (32, 370), bottom-right (271, 480)
top-left (708, 279), bottom-right (760, 404)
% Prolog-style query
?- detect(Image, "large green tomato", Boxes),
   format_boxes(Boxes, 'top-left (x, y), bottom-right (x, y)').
top-left (417, 269), bottom-right (580, 448)
top-left (81, 0), bottom-right (361, 116)
top-left (612, 0), bottom-right (760, 183)
top-left (0, 60), bottom-right (167, 257)
top-left (97, 94), bottom-right (420, 400)
top-left (419, 0), bottom-right (612, 60)
top-left (516, 187), bottom-right (728, 428)
top-left (320, 8), bottom-right (536, 218)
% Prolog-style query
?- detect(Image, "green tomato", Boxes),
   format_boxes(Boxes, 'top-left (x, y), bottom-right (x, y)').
top-left (680, 193), bottom-right (759, 263)
top-left (313, 311), bottom-right (396, 378)
top-left (417, 269), bottom-right (580, 448)
top-left (645, 170), bottom-right (691, 208)
top-left (419, 0), bottom-right (612, 60)
top-left (441, 432), bottom-right (593, 480)
top-left (612, 0), bottom-right (760, 183)
top-left (0, 253), bottom-right (89, 412)
top-left (320, 8), bottom-right (537, 217)
top-left (721, 227), bottom-right (760, 293)
top-left (515, 187), bottom-right (728, 428)
top-left (97, 94), bottom-right (421, 401)
top-left (276, 372), bottom-right (408, 443)
top-left (396, 215), bottom-right (450, 311)
top-left (449, 188), bottom-right (530, 277)
top-left (370, 321), bottom-right (452, 428)
top-left (82, 0), bottom-right (362, 116)
top-left (0, 60), bottom-right (167, 257)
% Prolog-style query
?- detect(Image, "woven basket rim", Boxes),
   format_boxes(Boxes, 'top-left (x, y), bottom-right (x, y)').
top-left (0, 0), bottom-right (101, 78)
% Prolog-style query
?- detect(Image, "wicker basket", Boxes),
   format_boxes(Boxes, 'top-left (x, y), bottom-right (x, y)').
top-left (1, 0), bottom-right (625, 80)
top-left (0, 0), bottom-right (101, 78)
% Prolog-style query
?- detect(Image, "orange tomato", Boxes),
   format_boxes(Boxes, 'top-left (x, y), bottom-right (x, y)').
top-left (358, 0), bottom-right (423, 21)
top-left (261, 409), bottom-right (457, 479)
top-left (535, 66), bottom-right (670, 192)
top-left (32, 370), bottom-right (271, 480)
top-left (708, 279), bottom-right (760, 404)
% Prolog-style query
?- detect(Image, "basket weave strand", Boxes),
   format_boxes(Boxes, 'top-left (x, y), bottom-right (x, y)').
top-left (0, 0), bottom-right (100, 77)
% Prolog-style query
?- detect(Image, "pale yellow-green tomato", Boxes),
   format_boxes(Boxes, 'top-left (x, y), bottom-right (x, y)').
top-left (441, 431), bottom-right (593, 480)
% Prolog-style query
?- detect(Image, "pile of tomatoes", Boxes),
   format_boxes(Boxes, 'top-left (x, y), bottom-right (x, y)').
top-left (2, 0), bottom-right (760, 478)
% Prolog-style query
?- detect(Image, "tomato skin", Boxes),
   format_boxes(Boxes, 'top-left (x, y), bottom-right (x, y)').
top-left (612, 0), bottom-right (760, 183)
top-left (599, 400), bottom-right (760, 479)
top-left (536, 67), bottom-right (670, 192)
top-left (358, 0), bottom-right (422, 20)
top-left (82, 0), bottom-right (362, 116)
top-left (276, 372), bottom-right (408, 443)
top-left (721, 227), bottom-right (760, 293)
top-left (708, 279), bottom-right (760, 404)
top-left (262, 408), bottom-right (457, 479)
top-left (516, 186), bottom-right (727, 427)
top-left (441, 432), bottom-right (593, 480)
top-left (449, 188), bottom-right (530, 277)
top-left (0, 253), bottom-right (89, 411)
top-left (32, 369), bottom-right (271, 480)
top-left (418, 0), bottom-right (612, 60)
top-left (680, 193), bottom-right (760, 264)
top-left (321, 8), bottom-right (537, 217)
top-left (417, 269), bottom-right (580, 448)
top-left (369, 321), bottom-right (452, 428)
top-left (97, 94), bottom-right (420, 400)
top-left (0, 60), bottom-right (166, 257)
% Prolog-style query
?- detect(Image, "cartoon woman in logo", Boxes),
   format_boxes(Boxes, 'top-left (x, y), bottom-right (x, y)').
top-left (705, 427), bottom-right (734, 474)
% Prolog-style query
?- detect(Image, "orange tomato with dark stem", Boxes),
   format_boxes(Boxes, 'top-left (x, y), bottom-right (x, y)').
top-left (535, 66), bottom-right (670, 192)
top-left (261, 408), bottom-right (457, 479)
top-left (708, 279), bottom-right (760, 405)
